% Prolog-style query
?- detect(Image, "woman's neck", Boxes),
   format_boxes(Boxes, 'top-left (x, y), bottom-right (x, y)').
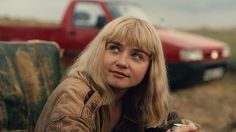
top-left (108, 88), bottom-right (127, 130)
top-left (111, 87), bottom-right (128, 102)
top-left (108, 100), bottom-right (122, 131)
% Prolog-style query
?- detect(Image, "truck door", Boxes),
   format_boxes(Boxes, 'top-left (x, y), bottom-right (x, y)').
top-left (64, 1), bottom-right (108, 58)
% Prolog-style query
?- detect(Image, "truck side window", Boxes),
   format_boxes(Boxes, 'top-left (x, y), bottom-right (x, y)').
top-left (73, 2), bottom-right (106, 28)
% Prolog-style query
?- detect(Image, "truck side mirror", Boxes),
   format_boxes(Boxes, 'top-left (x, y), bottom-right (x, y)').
top-left (96, 15), bottom-right (107, 29)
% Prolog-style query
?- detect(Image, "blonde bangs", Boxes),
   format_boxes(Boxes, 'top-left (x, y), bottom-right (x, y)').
top-left (105, 17), bottom-right (159, 57)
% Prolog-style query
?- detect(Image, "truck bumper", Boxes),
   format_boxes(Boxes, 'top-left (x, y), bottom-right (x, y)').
top-left (167, 60), bottom-right (229, 85)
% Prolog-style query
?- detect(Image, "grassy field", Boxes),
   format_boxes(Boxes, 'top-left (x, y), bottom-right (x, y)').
top-left (0, 17), bottom-right (59, 27)
top-left (172, 28), bottom-right (236, 132)
top-left (172, 74), bottom-right (236, 132)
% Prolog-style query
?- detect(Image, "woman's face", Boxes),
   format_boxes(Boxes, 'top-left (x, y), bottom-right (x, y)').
top-left (103, 40), bottom-right (150, 90)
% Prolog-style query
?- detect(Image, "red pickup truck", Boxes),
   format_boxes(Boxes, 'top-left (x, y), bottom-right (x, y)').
top-left (0, 0), bottom-right (230, 85)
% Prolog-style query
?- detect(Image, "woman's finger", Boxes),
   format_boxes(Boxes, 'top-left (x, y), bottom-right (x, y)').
top-left (168, 123), bottom-right (199, 132)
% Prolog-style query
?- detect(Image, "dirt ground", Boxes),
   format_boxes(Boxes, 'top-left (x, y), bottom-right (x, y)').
top-left (171, 73), bottom-right (236, 132)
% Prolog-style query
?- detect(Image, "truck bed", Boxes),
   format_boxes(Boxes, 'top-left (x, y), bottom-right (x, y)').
top-left (0, 24), bottom-right (60, 41)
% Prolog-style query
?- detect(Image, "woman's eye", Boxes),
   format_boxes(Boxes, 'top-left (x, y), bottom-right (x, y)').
top-left (132, 52), bottom-right (143, 60)
top-left (107, 43), bottom-right (120, 53)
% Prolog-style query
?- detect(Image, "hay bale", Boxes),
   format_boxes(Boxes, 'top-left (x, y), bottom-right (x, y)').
top-left (0, 40), bottom-right (62, 131)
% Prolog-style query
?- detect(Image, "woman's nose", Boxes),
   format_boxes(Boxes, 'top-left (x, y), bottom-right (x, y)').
top-left (116, 52), bottom-right (129, 68)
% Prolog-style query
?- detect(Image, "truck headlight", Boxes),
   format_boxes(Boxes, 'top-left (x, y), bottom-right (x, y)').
top-left (180, 49), bottom-right (203, 62)
top-left (222, 47), bottom-right (230, 58)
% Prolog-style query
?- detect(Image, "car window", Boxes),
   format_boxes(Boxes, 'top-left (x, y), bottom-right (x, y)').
top-left (73, 2), bottom-right (106, 28)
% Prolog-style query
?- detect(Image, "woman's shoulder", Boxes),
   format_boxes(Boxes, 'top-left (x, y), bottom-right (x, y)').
top-left (45, 76), bottom-right (98, 117)
top-left (35, 76), bottom-right (103, 131)
top-left (57, 76), bottom-right (91, 100)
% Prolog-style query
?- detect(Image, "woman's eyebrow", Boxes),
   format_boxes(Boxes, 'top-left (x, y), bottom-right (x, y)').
top-left (132, 48), bottom-right (150, 56)
top-left (106, 41), bottom-right (122, 48)
top-left (109, 41), bottom-right (122, 46)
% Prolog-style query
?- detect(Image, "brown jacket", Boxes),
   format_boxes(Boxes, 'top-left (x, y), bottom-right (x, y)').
top-left (34, 74), bottom-right (181, 132)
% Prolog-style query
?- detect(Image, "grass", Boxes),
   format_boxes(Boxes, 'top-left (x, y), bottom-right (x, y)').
top-left (171, 73), bottom-right (236, 132)
top-left (0, 16), bottom-right (59, 27)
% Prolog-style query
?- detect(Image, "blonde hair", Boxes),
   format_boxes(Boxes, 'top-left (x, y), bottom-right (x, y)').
top-left (67, 16), bottom-right (170, 128)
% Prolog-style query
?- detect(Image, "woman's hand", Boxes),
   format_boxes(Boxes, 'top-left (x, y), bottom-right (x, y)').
top-left (167, 123), bottom-right (200, 132)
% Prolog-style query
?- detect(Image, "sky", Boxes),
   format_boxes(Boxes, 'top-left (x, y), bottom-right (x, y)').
top-left (0, 0), bottom-right (235, 28)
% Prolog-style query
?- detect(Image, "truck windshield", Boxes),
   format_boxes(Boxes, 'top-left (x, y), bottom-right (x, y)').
top-left (105, 2), bottom-right (156, 25)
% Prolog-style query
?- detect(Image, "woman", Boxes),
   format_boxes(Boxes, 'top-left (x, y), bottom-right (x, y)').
top-left (35, 16), bottom-right (199, 132)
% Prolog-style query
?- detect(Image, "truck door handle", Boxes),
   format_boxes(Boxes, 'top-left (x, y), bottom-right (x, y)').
top-left (68, 31), bottom-right (76, 36)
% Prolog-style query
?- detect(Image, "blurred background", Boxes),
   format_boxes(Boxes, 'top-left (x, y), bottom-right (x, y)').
top-left (0, 0), bottom-right (236, 28)
top-left (0, 0), bottom-right (235, 131)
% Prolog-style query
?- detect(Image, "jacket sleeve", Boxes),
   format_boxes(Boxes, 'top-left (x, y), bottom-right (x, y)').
top-left (166, 111), bottom-right (182, 128)
top-left (146, 111), bottom-right (182, 132)
top-left (45, 116), bottom-right (93, 132)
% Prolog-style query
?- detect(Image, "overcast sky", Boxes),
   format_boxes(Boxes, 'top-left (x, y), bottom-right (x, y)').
top-left (0, 0), bottom-right (235, 28)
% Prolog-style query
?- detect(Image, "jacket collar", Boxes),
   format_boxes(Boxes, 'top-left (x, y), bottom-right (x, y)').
top-left (84, 90), bottom-right (103, 113)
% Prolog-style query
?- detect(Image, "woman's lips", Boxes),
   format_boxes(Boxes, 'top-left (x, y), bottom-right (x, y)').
top-left (111, 71), bottom-right (129, 78)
